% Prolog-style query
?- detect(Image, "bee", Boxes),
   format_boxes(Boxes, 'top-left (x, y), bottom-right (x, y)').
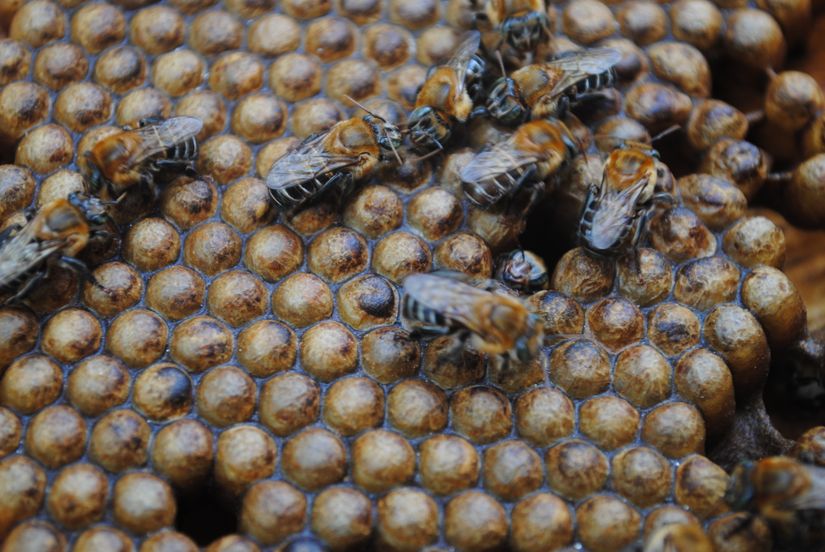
top-left (485, 48), bottom-right (621, 126)
top-left (460, 118), bottom-right (578, 210)
top-left (577, 141), bottom-right (671, 258)
top-left (265, 109), bottom-right (403, 210)
top-left (0, 193), bottom-right (113, 304)
top-left (495, 249), bottom-right (549, 293)
top-left (408, 31), bottom-right (482, 153)
top-left (401, 271), bottom-right (543, 365)
top-left (472, 0), bottom-right (551, 55)
top-left (726, 456), bottom-right (825, 547)
top-left (85, 116), bottom-right (203, 202)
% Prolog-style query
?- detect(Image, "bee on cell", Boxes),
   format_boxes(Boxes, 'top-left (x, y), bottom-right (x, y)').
top-left (401, 271), bottom-right (543, 368)
top-left (84, 116), bottom-right (203, 203)
top-left (265, 102), bottom-right (403, 211)
top-left (0, 193), bottom-right (114, 304)
top-left (577, 140), bottom-right (673, 261)
top-left (483, 48), bottom-right (621, 126)
top-left (471, 0), bottom-right (551, 61)
top-left (460, 118), bottom-right (578, 212)
top-left (407, 31), bottom-right (484, 153)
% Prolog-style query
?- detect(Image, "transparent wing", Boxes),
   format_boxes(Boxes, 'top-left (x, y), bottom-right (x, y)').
top-left (587, 173), bottom-right (649, 251)
top-left (460, 135), bottom-right (540, 183)
top-left (447, 31), bottom-right (482, 97)
top-left (132, 116), bottom-right (204, 164)
top-left (403, 272), bottom-right (494, 332)
top-left (265, 133), bottom-right (360, 191)
top-left (543, 48), bottom-right (622, 99)
top-left (0, 225), bottom-right (60, 287)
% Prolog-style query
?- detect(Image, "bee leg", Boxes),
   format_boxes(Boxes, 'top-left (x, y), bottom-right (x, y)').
top-left (0, 223), bottom-right (22, 244)
top-left (441, 331), bottom-right (470, 365)
top-left (723, 513), bottom-right (755, 539)
top-left (139, 172), bottom-right (161, 203)
top-left (6, 270), bottom-right (45, 304)
top-left (470, 105), bottom-right (489, 120)
top-left (504, 166), bottom-right (540, 215)
top-left (58, 255), bottom-right (107, 292)
top-left (6, 270), bottom-right (46, 303)
top-left (519, 179), bottom-right (545, 215)
top-left (651, 191), bottom-right (675, 206)
top-left (556, 96), bottom-right (570, 120)
top-left (137, 117), bottom-right (163, 128)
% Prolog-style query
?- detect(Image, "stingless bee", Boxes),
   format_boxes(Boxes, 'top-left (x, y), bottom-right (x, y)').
top-left (265, 106), bottom-right (403, 210)
top-left (485, 48), bottom-right (622, 126)
top-left (85, 116), bottom-right (203, 202)
top-left (726, 456), bottom-right (825, 547)
top-left (472, 0), bottom-right (551, 55)
top-left (401, 271), bottom-right (543, 365)
top-left (0, 193), bottom-right (113, 304)
top-left (577, 141), bottom-right (672, 258)
top-left (460, 118), bottom-right (578, 210)
top-left (408, 31), bottom-right (482, 153)
top-left (495, 249), bottom-right (549, 293)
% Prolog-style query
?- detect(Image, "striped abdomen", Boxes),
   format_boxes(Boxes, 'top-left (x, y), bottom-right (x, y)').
top-left (163, 135), bottom-right (199, 162)
top-left (577, 189), bottom-right (635, 256)
top-left (566, 68), bottom-right (617, 102)
top-left (463, 164), bottom-right (540, 208)
top-left (402, 293), bottom-right (447, 326)
top-left (401, 293), bottom-right (459, 335)
top-left (269, 172), bottom-right (348, 210)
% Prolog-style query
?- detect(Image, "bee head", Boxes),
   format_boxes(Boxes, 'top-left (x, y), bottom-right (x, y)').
top-left (83, 151), bottom-right (104, 195)
top-left (514, 313), bottom-right (543, 362)
top-left (487, 78), bottom-right (528, 126)
top-left (68, 192), bottom-right (111, 229)
top-left (497, 251), bottom-right (532, 291)
top-left (725, 461), bottom-right (756, 510)
top-left (365, 115), bottom-right (403, 153)
top-left (407, 106), bottom-right (450, 152)
top-left (502, 11), bottom-right (550, 52)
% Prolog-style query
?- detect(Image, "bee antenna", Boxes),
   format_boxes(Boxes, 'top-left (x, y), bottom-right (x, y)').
top-left (745, 109), bottom-right (765, 125)
top-left (344, 95), bottom-right (386, 122)
top-left (767, 170), bottom-right (793, 183)
top-left (387, 132), bottom-right (404, 165)
top-left (650, 125), bottom-right (680, 144)
top-left (408, 147), bottom-right (443, 164)
top-left (495, 50), bottom-right (507, 77)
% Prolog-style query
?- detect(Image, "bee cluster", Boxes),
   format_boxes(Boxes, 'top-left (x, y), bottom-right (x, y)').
top-left (0, 0), bottom-right (825, 550)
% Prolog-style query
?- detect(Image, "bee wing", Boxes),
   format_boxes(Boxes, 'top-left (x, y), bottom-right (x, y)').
top-left (447, 31), bottom-right (482, 97)
top-left (132, 117), bottom-right (204, 164)
top-left (403, 272), bottom-right (495, 332)
top-left (265, 133), bottom-right (360, 191)
top-left (587, 172), bottom-right (649, 250)
top-left (0, 225), bottom-right (60, 288)
top-left (543, 48), bottom-right (622, 98)
top-left (459, 135), bottom-right (540, 183)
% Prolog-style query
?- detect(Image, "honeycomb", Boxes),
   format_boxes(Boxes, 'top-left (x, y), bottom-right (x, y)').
top-left (0, 0), bottom-right (823, 550)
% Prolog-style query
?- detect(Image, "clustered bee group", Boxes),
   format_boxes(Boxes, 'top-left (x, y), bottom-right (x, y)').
top-left (2, 0), bottom-right (824, 545)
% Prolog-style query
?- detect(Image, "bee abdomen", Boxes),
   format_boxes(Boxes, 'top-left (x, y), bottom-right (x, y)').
top-left (569, 68), bottom-right (617, 100)
top-left (402, 295), bottom-right (448, 328)
top-left (269, 174), bottom-right (335, 210)
top-left (464, 166), bottom-right (533, 208)
top-left (167, 136), bottom-right (198, 161)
